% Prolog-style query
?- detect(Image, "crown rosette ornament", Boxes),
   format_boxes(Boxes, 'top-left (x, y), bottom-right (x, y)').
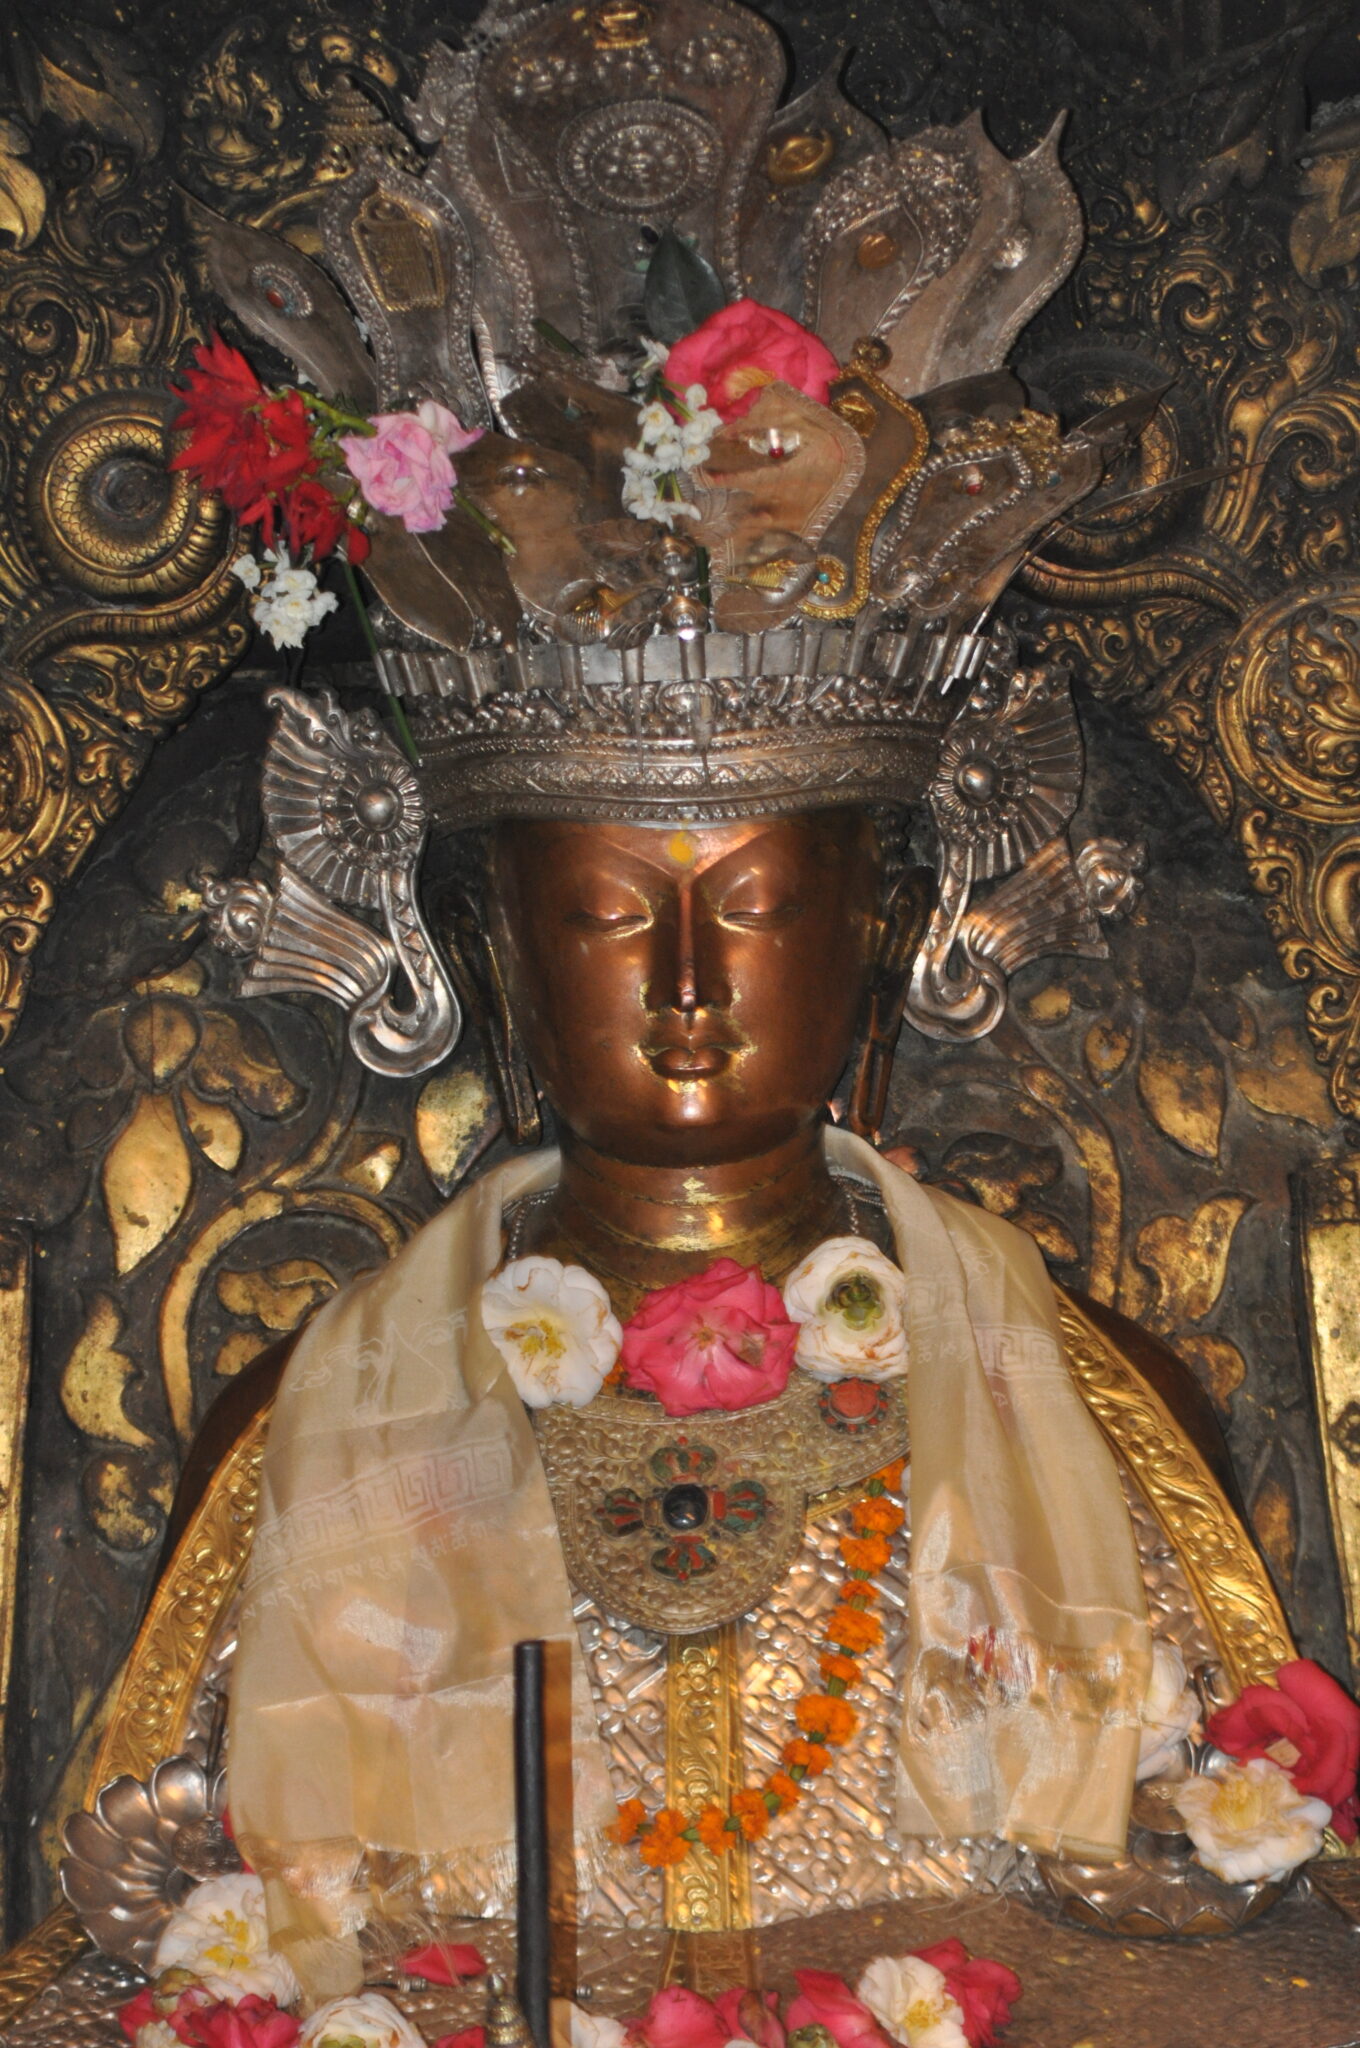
top-left (196, 0), bottom-right (1152, 1073)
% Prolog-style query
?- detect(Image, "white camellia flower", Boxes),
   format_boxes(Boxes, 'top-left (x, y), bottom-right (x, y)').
top-left (550, 1997), bottom-right (630, 2048)
top-left (783, 1236), bottom-right (910, 1383)
top-left (856, 1954), bottom-right (968, 2048)
top-left (481, 1256), bottom-right (622, 1408)
top-left (1136, 1638), bottom-right (1201, 1781)
top-left (152, 1872), bottom-right (299, 2006)
top-left (132, 2023), bottom-right (179, 2048)
top-left (300, 1992), bottom-right (425, 2048)
top-left (1172, 1756), bottom-right (1331, 1884)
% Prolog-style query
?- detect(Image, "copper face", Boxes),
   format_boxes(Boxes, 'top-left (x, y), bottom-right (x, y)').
top-left (488, 810), bottom-right (882, 1167)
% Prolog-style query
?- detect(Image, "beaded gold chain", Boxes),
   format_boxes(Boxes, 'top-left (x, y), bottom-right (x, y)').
top-left (607, 1457), bottom-right (906, 1867)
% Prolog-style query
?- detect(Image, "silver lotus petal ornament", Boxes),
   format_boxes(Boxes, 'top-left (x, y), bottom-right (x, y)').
top-left (59, 1755), bottom-right (237, 1968)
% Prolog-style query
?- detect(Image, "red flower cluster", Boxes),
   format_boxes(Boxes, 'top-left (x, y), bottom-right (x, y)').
top-left (119, 1987), bottom-right (297, 2048)
top-left (787, 1947), bottom-right (1021, 2048)
top-left (170, 335), bottom-right (367, 563)
top-left (666, 300), bottom-right (839, 423)
top-left (1208, 1656), bottom-right (1360, 1841)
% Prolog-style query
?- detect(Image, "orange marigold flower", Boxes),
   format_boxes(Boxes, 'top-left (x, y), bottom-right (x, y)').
top-left (853, 1496), bottom-right (905, 1536)
top-left (732, 1789), bottom-right (770, 1841)
top-left (766, 1770), bottom-right (801, 1813)
top-left (840, 1579), bottom-right (879, 1604)
top-left (696, 1806), bottom-right (735, 1853)
top-left (875, 1458), bottom-right (906, 1491)
top-left (638, 1807), bottom-right (691, 1868)
top-left (796, 1694), bottom-right (859, 1745)
top-left (783, 1737), bottom-right (832, 1776)
top-left (826, 1605), bottom-right (883, 1654)
top-left (818, 1650), bottom-right (860, 1686)
top-left (608, 1798), bottom-right (647, 1846)
top-left (840, 1532), bottom-right (891, 1573)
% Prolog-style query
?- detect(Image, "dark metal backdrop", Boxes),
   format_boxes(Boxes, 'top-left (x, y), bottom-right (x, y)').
top-left (2, 0), bottom-right (1360, 1940)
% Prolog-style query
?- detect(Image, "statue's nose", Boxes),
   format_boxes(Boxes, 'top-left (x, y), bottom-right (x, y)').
top-left (651, 879), bottom-right (731, 1019)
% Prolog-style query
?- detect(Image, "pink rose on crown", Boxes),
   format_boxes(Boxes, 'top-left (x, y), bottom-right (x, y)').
top-left (665, 301), bottom-right (839, 423)
top-left (620, 1259), bottom-right (798, 1416)
top-left (339, 401), bottom-right (481, 533)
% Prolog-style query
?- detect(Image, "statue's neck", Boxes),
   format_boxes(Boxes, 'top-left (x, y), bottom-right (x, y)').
top-left (517, 1127), bottom-right (849, 1319)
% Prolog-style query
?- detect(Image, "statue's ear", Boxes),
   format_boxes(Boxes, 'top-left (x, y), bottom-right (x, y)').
top-left (849, 864), bottom-right (935, 1142)
top-left (433, 882), bottom-right (543, 1148)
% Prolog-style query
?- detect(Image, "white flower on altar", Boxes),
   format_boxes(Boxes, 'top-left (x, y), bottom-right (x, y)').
top-left (1171, 1756), bottom-right (1331, 1883)
top-left (1136, 1638), bottom-right (1200, 1781)
top-left (132, 2023), bottom-right (179, 2048)
top-left (551, 1997), bottom-right (630, 2048)
top-left (783, 1237), bottom-right (910, 1383)
top-left (481, 1256), bottom-right (622, 1408)
top-left (856, 1955), bottom-right (968, 2048)
top-left (230, 552), bottom-right (262, 591)
top-left (300, 1992), bottom-right (425, 2048)
top-left (152, 1872), bottom-right (299, 2006)
top-left (249, 547), bottom-right (339, 649)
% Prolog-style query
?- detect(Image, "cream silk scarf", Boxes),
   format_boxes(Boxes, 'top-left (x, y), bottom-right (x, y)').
top-left (231, 1132), bottom-right (1149, 1997)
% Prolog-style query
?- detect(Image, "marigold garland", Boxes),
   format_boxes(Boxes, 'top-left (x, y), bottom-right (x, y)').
top-left (606, 1457), bottom-right (904, 1867)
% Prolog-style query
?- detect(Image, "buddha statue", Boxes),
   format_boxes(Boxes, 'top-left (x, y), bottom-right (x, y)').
top-left (33, 0), bottom-right (1346, 2036)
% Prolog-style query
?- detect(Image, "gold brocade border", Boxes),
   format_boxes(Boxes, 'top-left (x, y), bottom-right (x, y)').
top-left (663, 1625), bottom-right (751, 1933)
top-left (1057, 1295), bottom-right (1295, 1689)
top-left (0, 1905), bottom-right (89, 2030)
top-left (0, 1230), bottom-right (31, 1929)
top-left (89, 1409), bottom-right (270, 1788)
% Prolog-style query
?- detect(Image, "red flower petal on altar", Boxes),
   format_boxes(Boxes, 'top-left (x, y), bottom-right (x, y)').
top-left (911, 1943), bottom-right (1022, 2047)
top-left (786, 1972), bottom-right (892, 2048)
top-left (1208, 1657), bottom-right (1360, 1825)
top-left (400, 1943), bottom-right (488, 1985)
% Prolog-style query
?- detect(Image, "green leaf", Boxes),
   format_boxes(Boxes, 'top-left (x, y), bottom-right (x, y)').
top-left (642, 229), bottom-right (725, 346)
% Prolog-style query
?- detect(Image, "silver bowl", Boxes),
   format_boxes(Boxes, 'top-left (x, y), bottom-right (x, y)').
top-left (60, 1755), bottom-right (238, 1968)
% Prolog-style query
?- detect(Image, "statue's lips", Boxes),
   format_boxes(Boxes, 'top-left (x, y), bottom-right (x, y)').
top-left (644, 1039), bottom-right (738, 1080)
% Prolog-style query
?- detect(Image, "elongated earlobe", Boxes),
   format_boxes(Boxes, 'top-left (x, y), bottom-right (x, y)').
top-left (437, 885), bottom-right (543, 1147)
top-left (849, 865), bottom-right (935, 1141)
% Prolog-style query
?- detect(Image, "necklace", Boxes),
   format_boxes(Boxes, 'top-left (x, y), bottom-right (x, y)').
top-left (607, 1456), bottom-right (906, 1868)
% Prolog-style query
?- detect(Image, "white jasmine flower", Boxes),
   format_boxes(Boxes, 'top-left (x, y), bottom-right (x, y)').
top-left (783, 1237), bottom-right (910, 1383)
top-left (300, 1992), bottom-right (425, 2048)
top-left (1136, 1638), bottom-right (1200, 1781)
top-left (230, 553), bottom-right (262, 590)
top-left (480, 1255), bottom-right (621, 1408)
top-left (152, 1872), bottom-right (299, 2006)
top-left (650, 430), bottom-right (685, 469)
top-left (638, 401), bottom-right (673, 440)
top-left (635, 336), bottom-right (670, 381)
top-left (682, 383), bottom-right (709, 412)
top-left (622, 470), bottom-right (663, 519)
top-left (250, 550), bottom-right (339, 650)
top-left (1172, 1756), bottom-right (1330, 1884)
top-left (551, 1999), bottom-right (629, 2048)
top-left (856, 1955), bottom-right (968, 2048)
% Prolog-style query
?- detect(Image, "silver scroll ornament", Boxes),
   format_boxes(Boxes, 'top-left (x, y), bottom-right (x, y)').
top-left (60, 1754), bottom-right (237, 1969)
top-left (204, 687), bottom-right (461, 1077)
top-left (907, 656), bottom-right (1146, 1040)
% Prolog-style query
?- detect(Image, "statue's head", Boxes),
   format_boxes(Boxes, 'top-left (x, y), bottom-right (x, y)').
top-left (477, 809), bottom-right (910, 1166)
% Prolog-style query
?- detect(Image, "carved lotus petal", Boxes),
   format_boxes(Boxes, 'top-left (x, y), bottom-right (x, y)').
top-left (60, 1756), bottom-right (235, 1968)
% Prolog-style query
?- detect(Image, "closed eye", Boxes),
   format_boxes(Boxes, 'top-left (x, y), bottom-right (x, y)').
top-left (718, 902), bottom-right (805, 929)
top-left (564, 906), bottom-right (652, 933)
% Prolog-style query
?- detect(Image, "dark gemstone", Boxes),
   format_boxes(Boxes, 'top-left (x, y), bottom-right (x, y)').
top-left (660, 1481), bottom-right (709, 1530)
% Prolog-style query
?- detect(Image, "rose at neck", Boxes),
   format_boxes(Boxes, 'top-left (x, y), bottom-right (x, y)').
top-left (478, 810), bottom-right (898, 1314)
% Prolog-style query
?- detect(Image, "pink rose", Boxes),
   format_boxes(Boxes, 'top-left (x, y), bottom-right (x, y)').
top-left (620, 1259), bottom-right (798, 1416)
top-left (665, 301), bottom-right (839, 423)
top-left (174, 1997), bottom-right (299, 2048)
top-left (340, 403), bottom-right (480, 533)
top-left (786, 1972), bottom-right (891, 2048)
top-left (399, 1942), bottom-right (487, 1985)
top-left (1208, 1657), bottom-right (1360, 1839)
top-left (714, 1988), bottom-right (785, 2048)
top-left (911, 1944), bottom-right (1021, 2048)
top-left (630, 1988), bottom-right (728, 2048)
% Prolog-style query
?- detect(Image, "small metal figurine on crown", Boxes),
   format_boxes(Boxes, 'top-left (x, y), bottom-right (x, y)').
top-left (197, 0), bottom-right (1148, 1081)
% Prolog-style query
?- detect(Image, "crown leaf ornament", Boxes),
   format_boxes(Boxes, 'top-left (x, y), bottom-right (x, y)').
top-left (198, 0), bottom-right (1148, 1075)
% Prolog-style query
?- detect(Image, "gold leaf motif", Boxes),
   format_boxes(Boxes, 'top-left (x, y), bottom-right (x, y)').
top-left (1136, 1031), bottom-right (1225, 1160)
top-left (124, 997), bottom-right (199, 1084)
top-left (415, 1067), bottom-right (493, 1189)
top-left (1014, 1209), bottom-right (1081, 1265)
top-left (1251, 1475), bottom-right (1299, 1581)
top-left (216, 1258), bottom-right (337, 1333)
top-left (1174, 1332), bottom-right (1248, 1410)
top-left (1020, 983), bottom-right (1072, 1027)
top-left (332, 1133), bottom-right (402, 1193)
top-left (181, 1088), bottom-right (243, 1172)
top-left (1083, 1019), bottom-right (1132, 1087)
top-left (191, 1010), bottom-right (303, 1118)
top-left (1133, 1194), bottom-right (1252, 1333)
top-left (81, 1450), bottom-right (167, 1551)
top-left (60, 1296), bottom-right (152, 1447)
top-left (1234, 1024), bottom-right (1337, 1132)
top-left (135, 959), bottom-right (207, 999)
top-left (102, 1093), bottom-right (193, 1275)
top-left (214, 1331), bottom-right (271, 1379)
top-left (0, 120), bottom-right (46, 251)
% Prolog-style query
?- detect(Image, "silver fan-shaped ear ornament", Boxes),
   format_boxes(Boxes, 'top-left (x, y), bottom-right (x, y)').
top-left (59, 1755), bottom-right (238, 1969)
top-left (906, 652), bottom-right (1146, 1040)
top-left (204, 688), bottom-right (461, 1078)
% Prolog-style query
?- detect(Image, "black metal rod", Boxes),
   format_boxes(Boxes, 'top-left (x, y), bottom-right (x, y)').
top-left (514, 1638), bottom-right (551, 2048)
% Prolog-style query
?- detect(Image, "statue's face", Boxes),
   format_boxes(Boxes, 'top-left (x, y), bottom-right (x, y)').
top-left (488, 810), bottom-right (882, 1166)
